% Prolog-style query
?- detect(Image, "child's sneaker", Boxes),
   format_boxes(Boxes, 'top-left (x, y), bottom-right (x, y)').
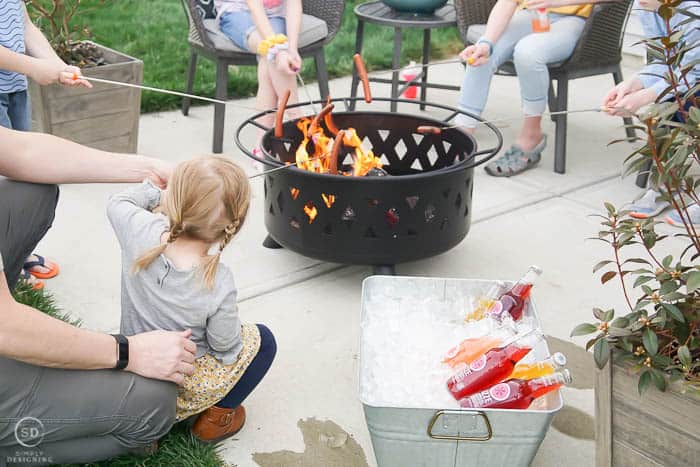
top-left (665, 204), bottom-right (700, 228)
top-left (625, 189), bottom-right (670, 219)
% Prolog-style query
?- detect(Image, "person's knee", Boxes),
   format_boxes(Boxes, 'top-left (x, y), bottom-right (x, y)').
top-left (256, 324), bottom-right (277, 362)
top-left (118, 378), bottom-right (176, 447)
top-left (513, 41), bottom-right (545, 71)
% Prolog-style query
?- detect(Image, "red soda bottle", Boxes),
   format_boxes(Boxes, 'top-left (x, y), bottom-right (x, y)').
top-left (488, 265), bottom-right (542, 321)
top-left (446, 331), bottom-right (542, 400)
top-left (459, 369), bottom-right (572, 410)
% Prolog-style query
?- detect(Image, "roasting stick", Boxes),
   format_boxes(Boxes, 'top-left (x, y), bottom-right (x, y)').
top-left (416, 107), bottom-right (634, 135)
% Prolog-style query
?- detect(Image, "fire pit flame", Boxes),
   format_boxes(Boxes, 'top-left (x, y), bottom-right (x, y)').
top-left (295, 118), bottom-right (382, 177)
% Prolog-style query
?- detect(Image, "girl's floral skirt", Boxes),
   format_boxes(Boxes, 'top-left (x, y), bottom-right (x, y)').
top-left (176, 323), bottom-right (261, 420)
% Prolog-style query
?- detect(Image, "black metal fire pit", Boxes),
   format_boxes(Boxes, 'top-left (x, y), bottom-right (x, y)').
top-left (236, 97), bottom-right (502, 274)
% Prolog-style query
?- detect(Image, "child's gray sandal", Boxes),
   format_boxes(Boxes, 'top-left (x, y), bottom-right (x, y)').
top-left (484, 136), bottom-right (547, 177)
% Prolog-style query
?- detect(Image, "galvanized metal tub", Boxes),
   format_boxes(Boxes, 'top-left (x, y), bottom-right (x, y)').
top-left (359, 276), bottom-right (563, 467)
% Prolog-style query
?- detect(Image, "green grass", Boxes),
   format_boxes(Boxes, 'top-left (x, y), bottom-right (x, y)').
top-left (12, 283), bottom-right (226, 467)
top-left (73, 0), bottom-right (463, 113)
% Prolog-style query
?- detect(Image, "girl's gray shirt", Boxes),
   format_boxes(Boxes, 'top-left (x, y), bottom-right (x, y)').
top-left (107, 181), bottom-right (242, 365)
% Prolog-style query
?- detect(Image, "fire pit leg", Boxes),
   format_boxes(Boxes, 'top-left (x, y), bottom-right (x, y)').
top-left (372, 264), bottom-right (396, 276)
top-left (262, 235), bottom-right (284, 249)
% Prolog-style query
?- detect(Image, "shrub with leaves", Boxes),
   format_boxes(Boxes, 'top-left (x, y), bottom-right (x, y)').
top-left (572, 1), bottom-right (699, 395)
top-left (24, 0), bottom-right (105, 66)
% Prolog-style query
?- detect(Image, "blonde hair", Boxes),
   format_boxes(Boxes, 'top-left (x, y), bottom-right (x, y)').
top-left (133, 155), bottom-right (251, 289)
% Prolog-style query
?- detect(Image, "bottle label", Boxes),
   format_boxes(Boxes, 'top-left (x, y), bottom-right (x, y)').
top-left (465, 389), bottom-right (494, 408)
top-left (489, 383), bottom-right (511, 401)
top-left (470, 355), bottom-right (487, 372)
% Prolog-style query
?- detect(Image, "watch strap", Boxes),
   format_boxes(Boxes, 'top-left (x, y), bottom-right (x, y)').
top-left (111, 334), bottom-right (129, 370)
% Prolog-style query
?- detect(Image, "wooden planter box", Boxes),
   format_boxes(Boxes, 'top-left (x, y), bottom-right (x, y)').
top-left (29, 41), bottom-right (143, 153)
top-left (595, 358), bottom-right (700, 466)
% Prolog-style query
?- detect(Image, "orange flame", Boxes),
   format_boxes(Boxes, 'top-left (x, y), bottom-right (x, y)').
top-left (322, 193), bottom-right (336, 208)
top-left (304, 201), bottom-right (318, 223)
top-left (294, 118), bottom-right (382, 177)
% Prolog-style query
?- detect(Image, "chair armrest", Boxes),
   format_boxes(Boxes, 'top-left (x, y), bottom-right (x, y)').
top-left (454, 0), bottom-right (498, 43)
top-left (303, 0), bottom-right (346, 44)
top-left (182, 0), bottom-right (216, 50)
top-left (564, 0), bottom-right (633, 70)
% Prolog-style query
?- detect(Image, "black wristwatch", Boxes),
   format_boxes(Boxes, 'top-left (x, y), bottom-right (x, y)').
top-left (111, 334), bottom-right (129, 370)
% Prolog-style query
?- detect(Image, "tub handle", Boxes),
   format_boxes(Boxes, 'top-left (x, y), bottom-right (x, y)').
top-left (427, 409), bottom-right (493, 442)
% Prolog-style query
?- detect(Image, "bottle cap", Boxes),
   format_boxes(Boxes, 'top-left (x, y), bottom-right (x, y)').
top-left (529, 265), bottom-right (543, 275)
top-left (561, 369), bottom-right (572, 385)
top-left (551, 352), bottom-right (567, 367)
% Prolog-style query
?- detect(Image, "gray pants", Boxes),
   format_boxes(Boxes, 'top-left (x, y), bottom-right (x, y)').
top-left (0, 180), bottom-right (177, 465)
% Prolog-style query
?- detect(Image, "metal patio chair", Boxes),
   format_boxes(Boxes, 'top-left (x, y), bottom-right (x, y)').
top-left (454, 0), bottom-right (636, 174)
top-left (180, 0), bottom-right (344, 153)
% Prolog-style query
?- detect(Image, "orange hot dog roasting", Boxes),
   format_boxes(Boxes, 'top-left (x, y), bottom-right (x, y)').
top-left (275, 89), bottom-right (292, 138)
top-left (324, 95), bottom-right (340, 136)
top-left (309, 104), bottom-right (335, 137)
top-left (416, 125), bottom-right (443, 135)
top-left (354, 54), bottom-right (372, 103)
top-left (329, 130), bottom-right (345, 175)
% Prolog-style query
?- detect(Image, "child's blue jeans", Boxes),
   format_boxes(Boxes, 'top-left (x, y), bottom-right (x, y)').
top-left (457, 10), bottom-right (586, 128)
top-left (0, 89), bottom-right (30, 131)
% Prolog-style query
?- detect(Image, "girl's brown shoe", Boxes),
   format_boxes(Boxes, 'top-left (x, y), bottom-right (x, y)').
top-left (191, 405), bottom-right (246, 443)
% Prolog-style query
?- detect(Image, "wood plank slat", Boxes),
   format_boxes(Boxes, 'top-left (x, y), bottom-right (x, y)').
top-left (50, 112), bottom-right (136, 144)
top-left (47, 88), bottom-right (138, 125)
top-left (611, 440), bottom-right (664, 467)
top-left (595, 361), bottom-right (613, 467)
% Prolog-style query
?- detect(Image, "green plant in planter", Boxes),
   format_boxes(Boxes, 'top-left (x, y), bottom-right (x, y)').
top-left (24, 0), bottom-right (105, 66)
top-left (572, 2), bottom-right (699, 395)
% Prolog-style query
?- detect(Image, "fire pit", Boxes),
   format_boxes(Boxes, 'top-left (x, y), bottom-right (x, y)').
top-left (236, 97), bottom-right (502, 274)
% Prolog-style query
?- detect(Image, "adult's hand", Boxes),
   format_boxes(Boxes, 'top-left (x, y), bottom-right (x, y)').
top-left (602, 77), bottom-right (644, 111)
top-left (607, 88), bottom-right (656, 117)
top-left (146, 158), bottom-right (173, 189)
top-left (460, 43), bottom-right (490, 67)
top-left (126, 329), bottom-right (196, 385)
top-left (276, 50), bottom-right (298, 75)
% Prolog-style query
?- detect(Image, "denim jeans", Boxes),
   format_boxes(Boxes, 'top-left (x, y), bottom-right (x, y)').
top-left (0, 90), bottom-right (30, 131)
top-left (457, 10), bottom-right (586, 128)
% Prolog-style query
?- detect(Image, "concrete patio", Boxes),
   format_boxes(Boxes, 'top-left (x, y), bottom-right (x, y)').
top-left (35, 56), bottom-right (671, 466)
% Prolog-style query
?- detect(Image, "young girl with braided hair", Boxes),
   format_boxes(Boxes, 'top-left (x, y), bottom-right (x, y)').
top-left (107, 155), bottom-right (277, 443)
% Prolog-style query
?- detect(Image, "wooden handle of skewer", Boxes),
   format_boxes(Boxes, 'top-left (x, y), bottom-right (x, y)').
top-left (354, 54), bottom-right (372, 103)
top-left (329, 130), bottom-right (345, 175)
top-left (310, 104), bottom-right (334, 135)
top-left (416, 125), bottom-right (442, 135)
top-left (275, 89), bottom-right (291, 138)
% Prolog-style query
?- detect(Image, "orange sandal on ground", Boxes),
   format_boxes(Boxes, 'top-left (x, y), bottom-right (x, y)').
top-left (24, 254), bottom-right (60, 280)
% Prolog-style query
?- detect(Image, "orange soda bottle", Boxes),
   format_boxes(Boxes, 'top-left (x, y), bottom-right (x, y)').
top-left (442, 336), bottom-right (503, 369)
top-left (464, 281), bottom-right (507, 322)
top-left (459, 369), bottom-right (571, 409)
top-left (531, 8), bottom-right (551, 33)
top-left (509, 352), bottom-right (567, 380)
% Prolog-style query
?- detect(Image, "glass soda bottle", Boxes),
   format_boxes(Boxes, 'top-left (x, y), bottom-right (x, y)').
top-left (488, 265), bottom-right (542, 321)
top-left (531, 8), bottom-right (551, 33)
top-left (459, 369), bottom-right (572, 410)
top-left (442, 336), bottom-right (503, 369)
top-left (509, 352), bottom-right (567, 380)
top-left (464, 281), bottom-right (507, 322)
top-left (446, 331), bottom-right (542, 400)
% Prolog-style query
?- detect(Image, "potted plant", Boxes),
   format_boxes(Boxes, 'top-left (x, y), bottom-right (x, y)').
top-left (26, 0), bottom-right (143, 153)
top-left (571, 3), bottom-right (699, 466)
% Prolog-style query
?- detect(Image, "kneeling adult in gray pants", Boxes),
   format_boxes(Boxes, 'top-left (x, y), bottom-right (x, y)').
top-left (0, 126), bottom-right (197, 466)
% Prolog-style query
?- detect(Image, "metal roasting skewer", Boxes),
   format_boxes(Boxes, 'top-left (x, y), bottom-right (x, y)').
top-left (71, 75), bottom-right (633, 179)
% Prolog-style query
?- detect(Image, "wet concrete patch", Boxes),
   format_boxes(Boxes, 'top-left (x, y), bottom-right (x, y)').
top-left (552, 405), bottom-right (596, 440)
top-left (546, 335), bottom-right (595, 390)
top-left (252, 418), bottom-right (369, 467)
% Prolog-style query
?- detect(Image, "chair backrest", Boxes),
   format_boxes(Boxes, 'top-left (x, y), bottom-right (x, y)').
top-left (302, 0), bottom-right (345, 45)
top-left (181, 0), bottom-right (216, 50)
top-left (454, 0), bottom-right (497, 43)
top-left (562, 0), bottom-right (633, 73)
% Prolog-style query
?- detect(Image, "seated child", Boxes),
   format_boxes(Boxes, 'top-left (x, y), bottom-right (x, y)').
top-left (216, 0), bottom-right (302, 119)
top-left (603, 0), bottom-right (700, 227)
top-left (107, 155), bottom-right (276, 442)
